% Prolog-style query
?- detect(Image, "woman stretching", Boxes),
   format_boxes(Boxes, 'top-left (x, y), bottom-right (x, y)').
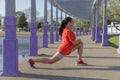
top-left (28, 17), bottom-right (87, 68)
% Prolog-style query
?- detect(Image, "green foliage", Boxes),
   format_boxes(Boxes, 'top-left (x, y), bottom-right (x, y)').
top-left (76, 18), bottom-right (91, 32)
top-left (23, 8), bottom-right (40, 20)
top-left (0, 14), bottom-right (3, 27)
top-left (17, 13), bottom-right (28, 29)
top-left (107, 0), bottom-right (120, 22)
top-left (36, 21), bottom-right (43, 29)
top-left (99, 0), bottom-right (120, 23)
top-left (16, 11), bottom-right (23, 18)
top-left (77, 18), bottom-right (91, 28)
top-left (108, 36), bottom-right (118, 48)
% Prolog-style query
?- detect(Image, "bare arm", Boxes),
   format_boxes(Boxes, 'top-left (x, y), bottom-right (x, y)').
top-left (67, 31), bottom-right (82, 46)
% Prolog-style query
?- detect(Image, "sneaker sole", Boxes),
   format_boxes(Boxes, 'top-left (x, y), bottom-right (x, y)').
top-left (75, 64), bottom-right (88, 66)
top-left (28, 60), bottom-right (36, 68)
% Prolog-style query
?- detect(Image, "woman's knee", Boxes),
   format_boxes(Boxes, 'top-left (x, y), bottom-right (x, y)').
top-left (80, 42), bottom-right (83, 46)
top-left (78, 42), bottom-right (83, 46)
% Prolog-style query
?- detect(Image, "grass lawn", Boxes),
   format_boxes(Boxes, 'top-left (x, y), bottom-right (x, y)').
top-left (108, 36), bottom-right (119, 48)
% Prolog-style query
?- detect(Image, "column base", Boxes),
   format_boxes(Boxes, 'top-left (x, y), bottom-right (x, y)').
top-left (102, 25), bottom-right (108, 46)
top-left (102, 34), bottom-right (109, 46)
top-left (1, 39), bottom-right (19, 76)
top-left (1, 72), bottom-right (18, 77)
top-left (29, 35), bottom-right (38, 56)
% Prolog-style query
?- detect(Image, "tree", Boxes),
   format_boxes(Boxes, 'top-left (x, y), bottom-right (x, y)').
top-left (99, 0), bottom-right (120, 24)
top-left (107, 0), bottom-right (120, 22)
top-left (77, 18), bottom-right (91, 28)
top-left (0, 19), bottom-right (1, 27)
top-left (0, 14), bottom-right (3, 28)
top-left (16, 11), bottom-right (23, 18)
top-left (23, 8), bottom-right (31, 20)
top-left (23, 8), bottom-right (40, 20)
top-left (36, 22), bottom-right (43, 29)
top-left (17, 13), bottom-right (28, 30)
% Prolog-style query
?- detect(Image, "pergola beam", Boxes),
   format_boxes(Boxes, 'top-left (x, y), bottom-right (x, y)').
top-left (92, 0), bottom-right (97, 8)
top-left (53, 0), bottom-right (95, 21)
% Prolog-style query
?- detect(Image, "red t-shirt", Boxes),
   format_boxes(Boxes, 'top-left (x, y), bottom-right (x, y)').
top-left (58, 28), bottom-right (76, 56)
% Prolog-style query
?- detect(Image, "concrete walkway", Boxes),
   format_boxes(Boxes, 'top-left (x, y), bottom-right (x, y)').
top-left (0, 35), bottom-right (120, 80)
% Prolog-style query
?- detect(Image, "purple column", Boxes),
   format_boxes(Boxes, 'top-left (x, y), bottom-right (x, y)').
top-left (29, 0), bottom-right (38, 56)
top-left (102, 0), bottom-right (108, 46)
top-left (50, 0), bottom-right (54, 44)
top-left (95, 26), bottom-right (100, 43)
top-left (56, 26), bottom-right (59, 41)
top-left (95, 0), bottom-right (101, 43)
top-left (43, 0), bottom-right (48, 48)
top-left (76, 29), bottom-right (79, 36)
top-left (50, 27), bottom-right (54, 44)
top-left (1, 0), bottom-right (19, 76)
top-left (55, 6), bottom-right (59, 41)
top-left (76, 18), bottom-right (79, 36)
top-left (43, 26), bottom-right (48, 48)
top-left (102, 25), bottom-right (108, 46)
top-left (29, 23), bottom-right (38, 56)
top-left (91, 6), bottom-right (96, 41)
top-left (2, 16), bottom-right (18, 76)
top-left (60, 9), bottom-right (63, 40)
top-left (91, 27), bottom-right (95, 41)
top-left (61, 9), bottom-right (63, 20)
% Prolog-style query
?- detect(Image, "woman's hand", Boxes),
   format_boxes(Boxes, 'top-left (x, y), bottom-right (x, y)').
top-left (71, 39), bottom-right (82, 46)
top-left (77, 39), bottom-right (81, 42)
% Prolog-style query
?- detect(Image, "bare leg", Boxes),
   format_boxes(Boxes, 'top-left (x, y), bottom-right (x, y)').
top-left (72, 42), bottom-right (83, 61)
top-left (32, 53), bottom-right (61, 64)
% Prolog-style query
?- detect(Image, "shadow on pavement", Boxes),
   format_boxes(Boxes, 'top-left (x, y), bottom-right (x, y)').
top-left (34, 66), bottom-right (120, 71)
top-left (67, 55), bottom-right (120, 59)
top-left (20, 72), bottom-right (107, 80)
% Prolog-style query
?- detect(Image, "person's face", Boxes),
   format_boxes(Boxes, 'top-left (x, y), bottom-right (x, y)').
top-left (68, 19), bottom-right (74, 27)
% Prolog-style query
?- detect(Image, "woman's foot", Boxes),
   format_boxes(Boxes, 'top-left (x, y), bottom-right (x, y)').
top-left (28, 59), bottom-right (36, 68)
top-left (75, 60), bottom-right (88, 66)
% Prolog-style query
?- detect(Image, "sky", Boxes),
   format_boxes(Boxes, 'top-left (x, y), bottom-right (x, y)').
top-left (0, 0), bottom-right (44, 17)
top-left (0, 0), bottom-right (63, 18)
